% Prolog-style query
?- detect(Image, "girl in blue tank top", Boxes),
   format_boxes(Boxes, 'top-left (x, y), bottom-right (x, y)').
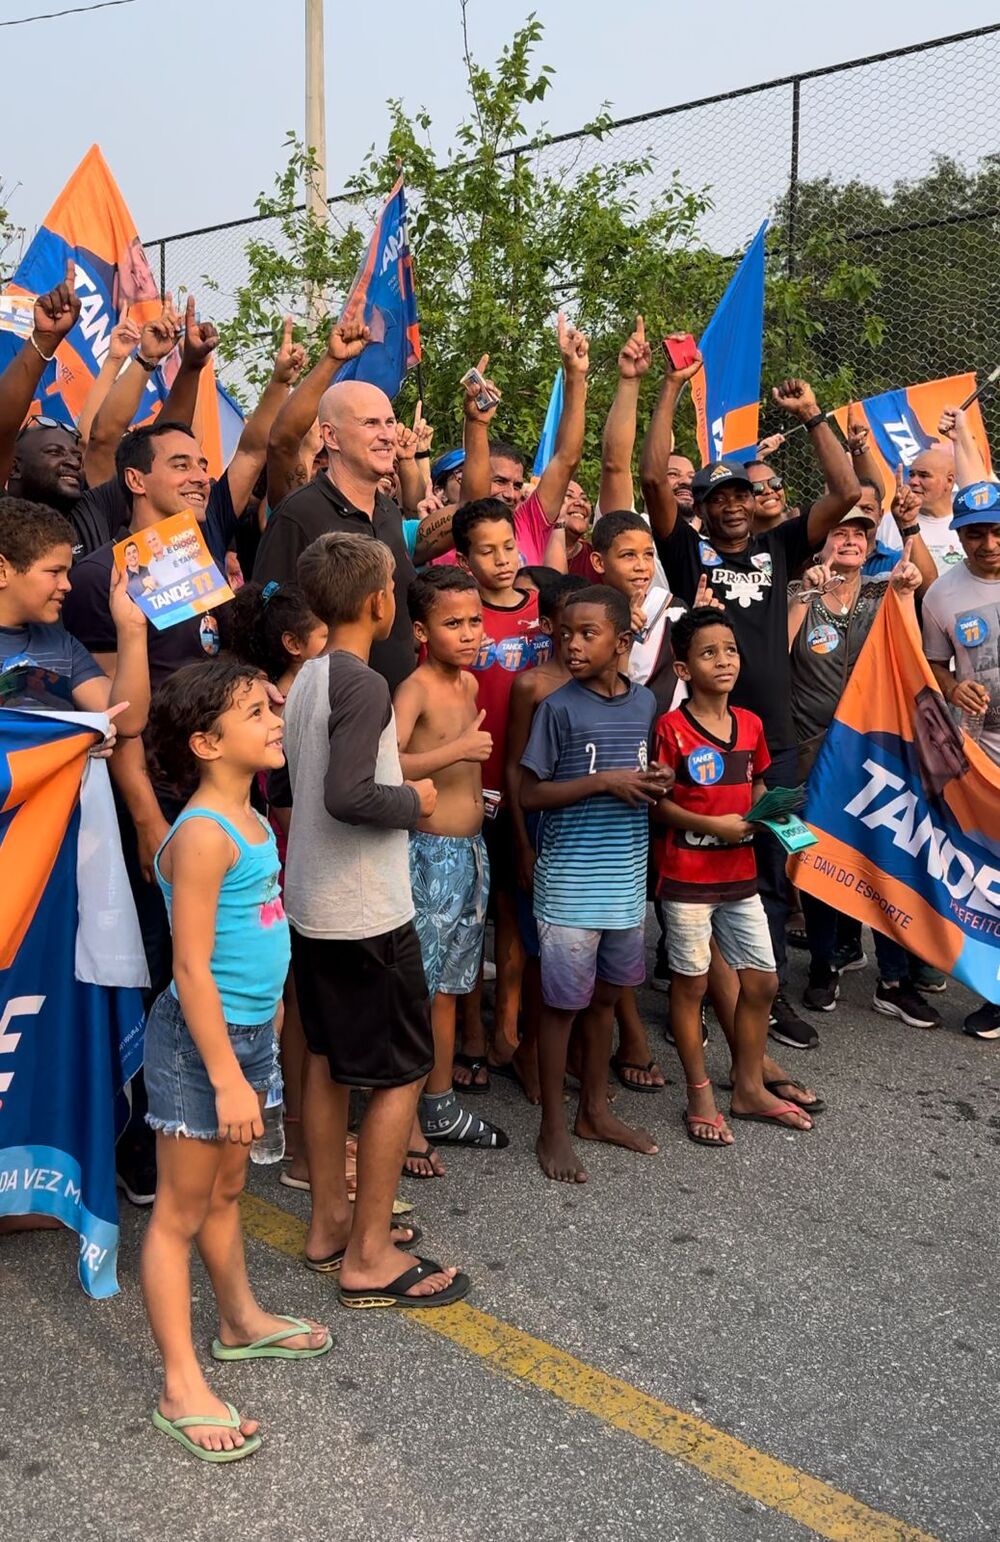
top-left (140, 660), bottom-right (331, 1466)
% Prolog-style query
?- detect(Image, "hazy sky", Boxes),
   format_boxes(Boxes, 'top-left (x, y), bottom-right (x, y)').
top-left (2, 0), bottom-right (998, 244)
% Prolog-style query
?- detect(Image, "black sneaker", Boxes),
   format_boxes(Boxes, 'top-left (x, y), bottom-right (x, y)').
top-left (664, 1000), bottom-right (708, 1048)
top-left (831, 939), bottom-right (866, 973)
top-left (768, 993), bottom-right (819, 1049)
top-left (963, 1002), bottom-right (1000, 1040)
top-left (651, 947), bottom-right (671, 995)
top-left (872, 980), bottom-right (941, 1029)
top-left (909, 961), bottom-right (947, 994)
top-left (803, 964), bottom-right (839, 1013)
top-left (116, 1148), bottom-right (157, 1206)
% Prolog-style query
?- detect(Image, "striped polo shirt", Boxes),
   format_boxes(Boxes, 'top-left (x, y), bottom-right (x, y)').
top-left (521, 677), bottom-right (657, 929)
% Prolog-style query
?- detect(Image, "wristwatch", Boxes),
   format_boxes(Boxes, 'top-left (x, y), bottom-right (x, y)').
top-left (898, 524), bottom-right (920, 538)
top-left (134, 351), bottom-right (159, 373)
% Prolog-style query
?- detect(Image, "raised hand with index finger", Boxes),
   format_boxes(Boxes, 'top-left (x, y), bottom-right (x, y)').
top-left (272, 315), bottom-right (306, 385)
top-left (557, 312), bottom-right (590, 375)
top-left (694, 573), bottom-right (725, 611)
top-left (618, 315), bottom-right (652, 380)
top-left (33, 258), bottom-right (81, 353)
top-left (181, 294), bottom-right (219, 370)
top-left (327, 309), bottom-right (371, 363)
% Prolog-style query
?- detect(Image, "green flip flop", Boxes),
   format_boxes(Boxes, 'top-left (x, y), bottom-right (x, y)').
top-left (211, 1315), bottom-right (334, 1361)
top-left (151, 1401), bottom-right (262, 1462)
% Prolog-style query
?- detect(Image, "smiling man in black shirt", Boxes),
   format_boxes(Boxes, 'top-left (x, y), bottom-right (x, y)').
top-left (641, 351), bottom-right (860, 1049)
top-left (254, 317), bottom-right (418, 693)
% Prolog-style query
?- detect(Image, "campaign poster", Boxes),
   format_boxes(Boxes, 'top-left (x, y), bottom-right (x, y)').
top-left (112, 511), bottom-right (233, 632)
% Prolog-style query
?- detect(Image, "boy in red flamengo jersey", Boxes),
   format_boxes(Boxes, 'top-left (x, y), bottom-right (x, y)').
top-left (653, 608), bottom-right (814, 1146)
top-left (451, 497), bottom-right (550, 1079)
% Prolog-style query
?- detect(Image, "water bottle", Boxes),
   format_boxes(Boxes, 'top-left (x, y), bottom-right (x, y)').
top-left (250, 1066), bottom-right (285, 1165)
top-left (962, 709), bottom-right (985, 746)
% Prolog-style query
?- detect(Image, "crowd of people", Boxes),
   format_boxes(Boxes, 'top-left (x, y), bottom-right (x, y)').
top-left (2, 271), bottom-right (998, 1463)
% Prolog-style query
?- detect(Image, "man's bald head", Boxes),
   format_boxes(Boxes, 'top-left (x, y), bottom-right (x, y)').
top-left (318, 380), bottom-right (397, 492)
top-left (909, 443), bottom-right (955, 517)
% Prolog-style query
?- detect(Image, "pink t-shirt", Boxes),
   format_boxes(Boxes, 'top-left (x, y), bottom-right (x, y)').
top-left (432, 489), bottom-right (553, 568)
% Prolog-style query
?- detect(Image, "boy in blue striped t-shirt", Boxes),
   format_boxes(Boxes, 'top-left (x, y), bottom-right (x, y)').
top-left (520, 586), bottom-right (674, 1183)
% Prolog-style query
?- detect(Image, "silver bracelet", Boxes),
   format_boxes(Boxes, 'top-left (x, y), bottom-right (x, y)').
top-left (28, 331), bottom-right (56, 363)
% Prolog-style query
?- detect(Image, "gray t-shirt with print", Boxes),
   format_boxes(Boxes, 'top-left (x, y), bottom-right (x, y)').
top-left (922, 561), bottom-right (1000, 766)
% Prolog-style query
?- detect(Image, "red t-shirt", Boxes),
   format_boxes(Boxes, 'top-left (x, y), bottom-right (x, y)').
top-left (653, 704), bottom-right (771, 902)
top-left (471, 590), bottom-right (550, 799)
top-left (567, 539), bottom-right (601, 583)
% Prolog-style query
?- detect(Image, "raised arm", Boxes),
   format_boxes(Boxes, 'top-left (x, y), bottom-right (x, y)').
top-left (455, 354), bottom-right (501, 506)
top-left (85, 295), bottom-right (182, 486)
top-left (845, 403), bottom-right (884, 505)
top-left (939, 404), bottom-right (991, 488)
top-left (226, 316), bottom-right (305, 514)
top-left (157, 293), bottom-right (220, 430)
top-left (0, 261), bottom-right (80, 488)
top-left (640, 343), bottom-right (703, 542)
top-left (599, 316), bottom-right (652, 512)
top-left (887, 466), bottom-right (937, 595)
top-left (532, 316), bottom-right (590, 522)
top-left (265, 313), bottom-right (370, 510)
top-left (395, 402), bottom-right (431, 516)
top-left (771, 379), bottom-right (860, 545)
top-left (76, 313), bottom-right (141, 445)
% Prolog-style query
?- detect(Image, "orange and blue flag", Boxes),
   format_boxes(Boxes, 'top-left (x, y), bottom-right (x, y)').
top-left (791, 590), bottom-right (1000, 1003)
top-left (831, 376), bottom-right (992, 505)
top-left (335, 176), bottom-right (421, 401)
top-left (0, 145), bottom-right (243, 476)
top-left (0, 709), bottom-right (144, 1297)
top-left (691, 220), bottom-right (768, 467)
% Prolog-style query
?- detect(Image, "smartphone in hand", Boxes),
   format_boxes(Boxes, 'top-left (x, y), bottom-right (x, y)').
top-left (662, 333), bottom-right (698, 371)
top-left (460, 366), bottom-right (501, 413)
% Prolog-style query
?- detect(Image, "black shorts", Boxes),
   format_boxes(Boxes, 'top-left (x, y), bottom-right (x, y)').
top-left (483, 808), bottom-right (518, 913)
top-left (290, 922), bottom-right (433, 1088)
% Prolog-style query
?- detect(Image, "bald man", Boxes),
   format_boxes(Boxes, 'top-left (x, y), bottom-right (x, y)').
top-left (880, 444), bottom-right (961, 575)
top-left (254, 378), bottom-right (418, 690)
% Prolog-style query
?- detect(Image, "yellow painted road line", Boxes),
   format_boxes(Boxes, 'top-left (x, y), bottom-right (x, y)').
top-left (241, 1193), bottom-right (937, 1542)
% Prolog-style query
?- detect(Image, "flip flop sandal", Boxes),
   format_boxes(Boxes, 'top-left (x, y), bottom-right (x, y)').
top-left (716, 1077), bottom-right (825, 1114)
top-left (424, 1118), bottom-right (509, 1149)
top-left (338, 1256), bottom-right (471, 1311)
top-left (279, 1172), bottom-right (311, 1191)
top-left (211, 1315), bottom-right (334, 1360)
top-left (151, 1401), bottom-right (261, 1463)
top-left (729, 1100), bottom-right (814, 1129)
top-left (304, 1226), bottom-right (423, 1275)
top-left (682, 1111), bottom-right (732, 1148)
top-left (610, 1056), bottom-right (665, 1095)
top-left (403, 1145), bottom-right (443, 1180)
top-left (785, 926), bottom-right (810, 951)
top-left (452, 1053), bottom-right (491, 1093)
top-left (764, 1078), bottom-right (825, 1113)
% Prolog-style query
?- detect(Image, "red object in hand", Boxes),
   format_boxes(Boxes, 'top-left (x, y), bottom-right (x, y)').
top-left (663, 333), bottom-right (698, 371)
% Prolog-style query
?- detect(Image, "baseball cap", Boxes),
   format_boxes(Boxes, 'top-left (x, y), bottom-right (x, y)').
top-left (431, 447), bottom-right (465, 483)
top-left (951, 480), bottom-right (1000, 529)
top-left (691, 462), bottom-right (753, 502)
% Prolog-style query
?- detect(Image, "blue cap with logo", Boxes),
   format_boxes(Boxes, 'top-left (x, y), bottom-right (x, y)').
top-left (431, 447), bottom-right (465, 484)
top-left (951, 480), bottom-right (1000, 529)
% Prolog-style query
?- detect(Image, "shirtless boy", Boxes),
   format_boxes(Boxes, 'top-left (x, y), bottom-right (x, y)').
top-left (394, 568), bottom-right (509, 1177)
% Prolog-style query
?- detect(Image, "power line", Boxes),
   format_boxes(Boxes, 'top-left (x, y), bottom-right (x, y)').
top-left (0, 0), bottom-right (135, 26)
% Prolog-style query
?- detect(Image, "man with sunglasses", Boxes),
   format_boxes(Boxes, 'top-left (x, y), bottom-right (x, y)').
top-left (641, 344), bottom-right (861, 1050)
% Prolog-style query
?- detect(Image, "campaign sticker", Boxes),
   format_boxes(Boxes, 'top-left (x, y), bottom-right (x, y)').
top-left (199, 615), bottom-right (221, 656)
top-left (687, 746), bottom-right (725, 785)
top-left (530, 632), bottom-right (553, 665)
top-left (494, 635), bottom-right (531, 671)
top-left (751, 552), bottom-right (772, 573)
top-left (955, 611), bottom-right (989, 647)
top-left (472, 638), bottom-right (495, 671)
top-left (807, 624), bottom-right (840, 655)
top-left (698, 542), bottom-right (722, 568)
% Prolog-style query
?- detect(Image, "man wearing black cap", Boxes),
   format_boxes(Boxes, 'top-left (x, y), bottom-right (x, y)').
top-left (641, 352), bottom-right (860, 1048)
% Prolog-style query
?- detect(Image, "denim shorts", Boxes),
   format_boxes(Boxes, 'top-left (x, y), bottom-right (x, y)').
top-left (662, 894), bottom-right (775, 977)
top-left (537, 921), bottom-right (647, 1011)
top-left (144, 989), bottom-right (276, 1142)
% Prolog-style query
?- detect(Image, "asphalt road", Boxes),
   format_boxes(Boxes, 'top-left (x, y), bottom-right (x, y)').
top-left (2, 935), bottom-right (997, 1542)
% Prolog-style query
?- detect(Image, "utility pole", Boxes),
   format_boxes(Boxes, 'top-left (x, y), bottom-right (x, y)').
top-left (305, 0), bottom-right (328, 329)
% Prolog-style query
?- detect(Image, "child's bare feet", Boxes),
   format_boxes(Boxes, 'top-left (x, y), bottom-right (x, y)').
top-left (536, 1127), bottom-right (588, 1182)
top-left (574, 1106), bottom-right (659, 1154)
top-left (158, 1382), bottom-right (258, 1456)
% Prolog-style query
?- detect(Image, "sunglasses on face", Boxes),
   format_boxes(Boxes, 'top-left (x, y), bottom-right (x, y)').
top-left (17, 416), bottom-right (82, 445)
top-left (750, 476), bottom-right (783, 495)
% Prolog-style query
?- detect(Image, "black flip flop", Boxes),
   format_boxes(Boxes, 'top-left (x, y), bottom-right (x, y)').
top-left (452, 1053), bottom-right (490, 1094)
top-left (339, 1257), bottom-right (471, 1310)
top-left (304, 1225), bottom-right (423, 1274)
top-left (403, 1145), bottom-right (443, 1180)
top-left (764, 1078), bottom-right (825, 1113)
top-left (610, 1056), bottom-right (665, 1095)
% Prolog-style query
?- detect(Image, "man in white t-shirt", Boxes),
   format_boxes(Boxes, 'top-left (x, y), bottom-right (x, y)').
top-left (922, 480), bottom-right (1000, 1040)
top-left (880, 443), bottom-right (966, 574)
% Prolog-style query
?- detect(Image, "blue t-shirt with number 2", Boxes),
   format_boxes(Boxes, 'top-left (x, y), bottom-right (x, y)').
top-left (521, 677), bottom-right (657, 929)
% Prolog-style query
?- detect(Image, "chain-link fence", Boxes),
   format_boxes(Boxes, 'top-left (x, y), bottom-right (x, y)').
top-left (146, 23), bottom-right (1000, 452)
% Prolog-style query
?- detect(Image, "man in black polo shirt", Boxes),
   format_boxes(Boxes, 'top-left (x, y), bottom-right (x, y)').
top-left (255, 366), bottom-right (417, 691)
top-left (641, 356), bottom-right (860, 1049)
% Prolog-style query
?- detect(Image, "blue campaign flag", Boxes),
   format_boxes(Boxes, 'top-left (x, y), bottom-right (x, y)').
top-left (335, 176), bottom-right (421, 401)
top-left (0, 710), bottom-right (144, 1298)
top-left (691, 219), bottom-right (768, 466)
top-left (533, 371), bottom-right (564, 476)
